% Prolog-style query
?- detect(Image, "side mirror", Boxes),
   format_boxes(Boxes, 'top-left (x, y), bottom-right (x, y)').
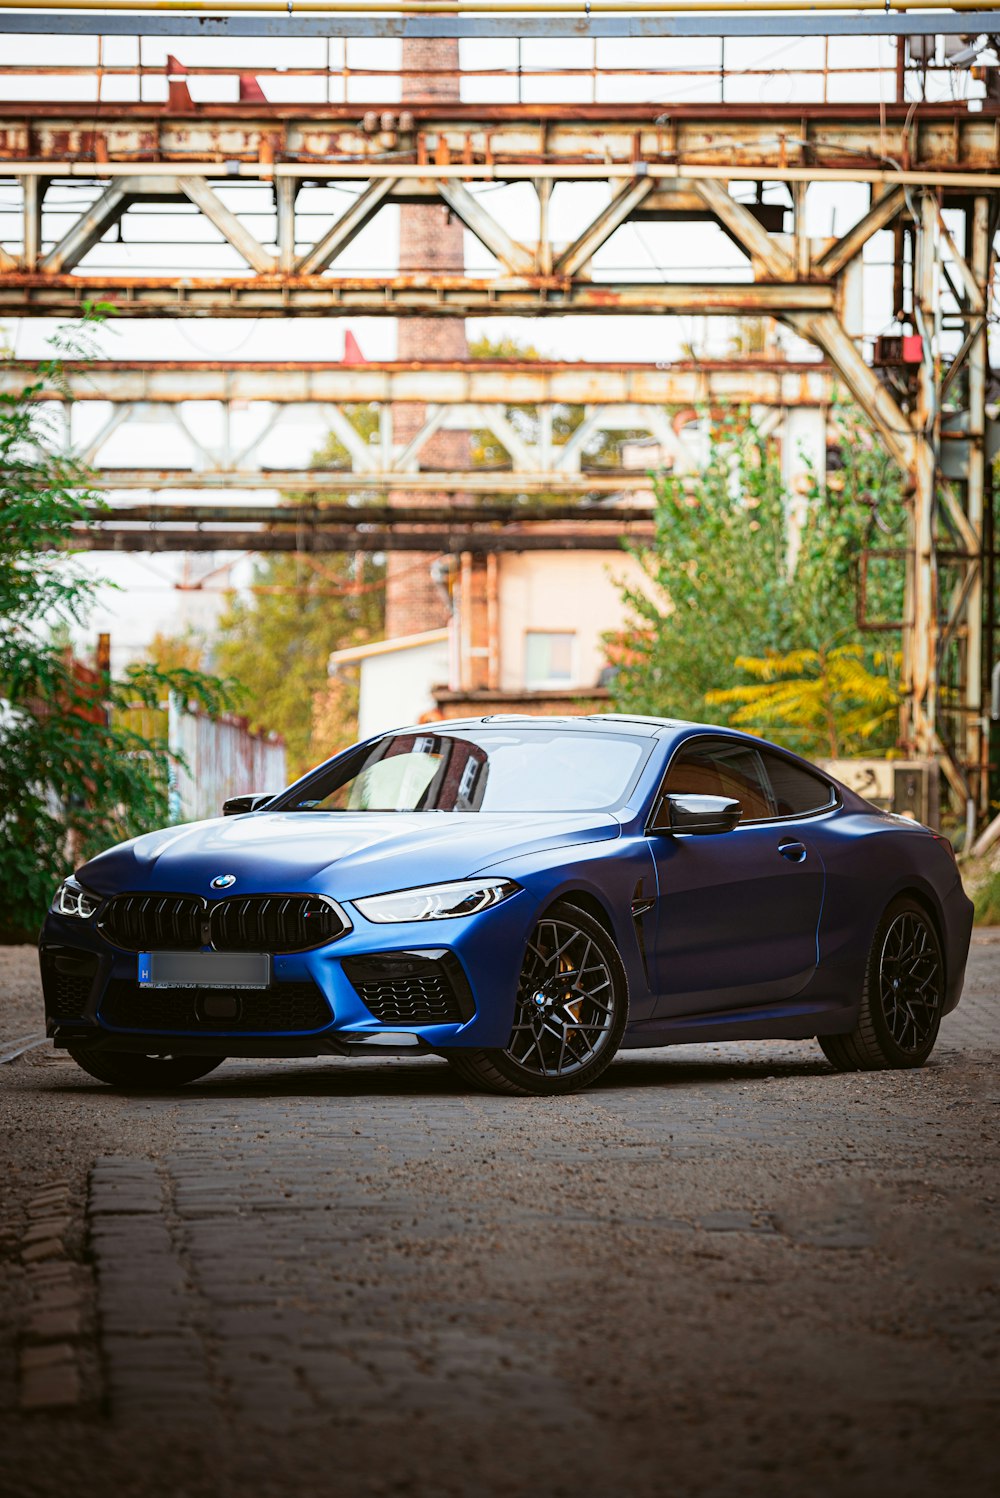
top-left (650, 793), bottom-right (742, 836)
top-left (222, 793), bottom-right (275, 817)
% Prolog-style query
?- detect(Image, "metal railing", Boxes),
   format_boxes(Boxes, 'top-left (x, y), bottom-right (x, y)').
top-left (0, 36), bottom-right (992, 107)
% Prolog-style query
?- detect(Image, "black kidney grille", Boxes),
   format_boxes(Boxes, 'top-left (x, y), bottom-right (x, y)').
top-left (100, 894), bottom-right (203, 952)
top-left (210, 895), bottom-right (346, 953)
top-left (100, 893), bottom-right (347, 953)
top-left (100, 979), bottom-right (331, 1033)
top-left (353, 973), bottom-right (464, 1026)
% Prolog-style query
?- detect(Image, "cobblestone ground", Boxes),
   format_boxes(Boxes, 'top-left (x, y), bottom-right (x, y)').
top-left (1, 939), bottom-right (998, 1498)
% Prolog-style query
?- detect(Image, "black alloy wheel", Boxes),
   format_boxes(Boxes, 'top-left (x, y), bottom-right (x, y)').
top-left (819, 896), bottom-right (945, 1071)
top-left (66, 1047), bottom-right (225, 1090)
top-left (445, 900), bottom-right (628, 1096)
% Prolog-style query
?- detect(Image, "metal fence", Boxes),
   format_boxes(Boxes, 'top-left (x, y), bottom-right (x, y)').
top-left (167, 695), bottom-right (287, 825)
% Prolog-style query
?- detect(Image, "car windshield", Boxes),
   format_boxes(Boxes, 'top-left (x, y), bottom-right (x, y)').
top-left (277, 728), bottom-right (650, 814)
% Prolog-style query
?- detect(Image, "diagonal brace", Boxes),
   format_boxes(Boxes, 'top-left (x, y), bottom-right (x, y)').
top-left (932, 201), bottom-right (986, 314)
top-left (786, 310), bottom-right (915, 473)
top-left (178, 176), bottom-right (276, 275)
top-left (324, 405), bottom-right (378, 472)
top-left (470, 404), bottom-right (538, 471)
top-left (296, 178), bottom-right (398, 276)
top-left (436, 180), bottom-right (535, 276)
top-left (393, 406), bottom-right (448, 472)
top-left (693, 177), bottom-right (795, 281)
top-left (554, 176), bottom-right (655, 278)
top-left (818, 186), bottom-right (907, 278)
top-left (41, 179), bottom-right (133, 275)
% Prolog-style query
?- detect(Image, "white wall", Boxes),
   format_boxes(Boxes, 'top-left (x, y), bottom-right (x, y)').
top-left (358, 638), bottom-right (451, 737)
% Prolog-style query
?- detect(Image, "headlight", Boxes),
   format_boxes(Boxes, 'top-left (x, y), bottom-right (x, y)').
top-left (51, 877), bottom-right (102, 920)
top-left (354, 878), bottom-right (519, 924)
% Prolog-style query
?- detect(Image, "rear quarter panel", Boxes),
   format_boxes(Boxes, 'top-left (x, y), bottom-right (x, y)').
top-left (808, 807), bottom-right (972, 1017)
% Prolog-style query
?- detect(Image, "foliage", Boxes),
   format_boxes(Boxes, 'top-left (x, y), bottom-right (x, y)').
top-left (0, 315), bottom-right (233, 940)
top-left (613, 414), bottom-right (793, 719)
top-left (705, 645), bottom-right (902, 759)
top-left (971, 866), bottom-right (1000, 925)
top-left (612, 407), bottom-right (906, 755)
top-left (145, 628), bottom-right (209, 676)
top-left (207, 406), bottom-right (385, 779)
top-left (214, 552), bottom-right (384, 780)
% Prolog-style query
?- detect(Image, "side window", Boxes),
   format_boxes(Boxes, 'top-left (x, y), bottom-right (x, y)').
top-left (663, 739), bottom-right (773, 820)
top-left (760, 752), bottom-right (835, 817)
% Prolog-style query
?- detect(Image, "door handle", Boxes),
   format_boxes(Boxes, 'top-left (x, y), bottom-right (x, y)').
top-left (778, 840), bottom-right (807, 863)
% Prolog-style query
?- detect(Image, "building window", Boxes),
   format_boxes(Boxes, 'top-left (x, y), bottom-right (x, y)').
top-left (525, 632), bottom-right (575, 689)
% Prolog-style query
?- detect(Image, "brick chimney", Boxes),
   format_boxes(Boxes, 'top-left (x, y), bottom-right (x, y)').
top-left (384, 37), bottom-right (469, 639)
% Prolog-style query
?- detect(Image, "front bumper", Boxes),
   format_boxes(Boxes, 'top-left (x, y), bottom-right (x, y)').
top-left (39, 889), bottom-right (535, 1056)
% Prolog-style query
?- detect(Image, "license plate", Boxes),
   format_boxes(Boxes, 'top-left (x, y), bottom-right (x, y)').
top-left (138, 952), bottom-right (272, 990)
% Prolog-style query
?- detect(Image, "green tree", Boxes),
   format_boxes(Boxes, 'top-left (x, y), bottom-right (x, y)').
top-left (612, 408), bottom-right (906, 754)
top-left (214, 551), bottom-right (384, 780)
top-left (705, 644), bottom-right (902, 758)
top-left (0, 316), bottom-right (233, 940)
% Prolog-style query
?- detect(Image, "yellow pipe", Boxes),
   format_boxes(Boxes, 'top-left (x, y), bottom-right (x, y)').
top-left (0, 0), bottom-right (992, 15)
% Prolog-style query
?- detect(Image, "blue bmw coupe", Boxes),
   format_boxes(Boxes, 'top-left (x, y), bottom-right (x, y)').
top-left (39, 715), bottom-right (973, 1096)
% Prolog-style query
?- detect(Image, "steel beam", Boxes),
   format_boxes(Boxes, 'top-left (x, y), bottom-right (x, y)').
top-left (0, 276), bottom-right (835, 319)
top-left (86, 503), bottom-right (659, 525)
top-left (0, 358), bottom-right (836, 407)
top-left (60, 528), bottom-right (646, 555)
top-left (64, 469), bottom-right (660, 495)
top-left (966, 196), bottom-right (990, 797)
top-left (0, 11), bottom-right (995, 37)
top-left (3, 105), bottom-right (999, 179)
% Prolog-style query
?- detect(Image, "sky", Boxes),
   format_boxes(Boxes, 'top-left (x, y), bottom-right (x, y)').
top-left (0, 25), bottom-right (994, 663)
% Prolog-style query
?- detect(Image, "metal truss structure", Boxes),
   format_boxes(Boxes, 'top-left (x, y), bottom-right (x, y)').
top-left (6, 356), bottom-right (833, 494)
top-left (1, 104), bottom-right (999, 317)
top-left (0, 21), bottom-right (998, 817)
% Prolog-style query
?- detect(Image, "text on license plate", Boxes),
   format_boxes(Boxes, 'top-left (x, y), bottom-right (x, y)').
top-left (138, 952), bottom-right (272, 989)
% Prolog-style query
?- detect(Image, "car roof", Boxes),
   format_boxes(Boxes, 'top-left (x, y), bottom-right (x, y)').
top-left (385, 714), bottom-right (690, 740)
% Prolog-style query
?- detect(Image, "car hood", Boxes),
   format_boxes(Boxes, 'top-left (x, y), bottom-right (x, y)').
top-left (77, 810), bottom-right (621, 902)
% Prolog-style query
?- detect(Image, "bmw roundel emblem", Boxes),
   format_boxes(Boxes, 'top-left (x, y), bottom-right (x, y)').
top-left (211, 874), bottom-right (237, 890)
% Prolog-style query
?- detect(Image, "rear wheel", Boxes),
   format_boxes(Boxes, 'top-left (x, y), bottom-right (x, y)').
top-left (67, 1047), bottom-right (225, 1090)
top-left (819, 896), bottom-right (945, 1072)
top-left (445, 901), bottom-right (628, 1096)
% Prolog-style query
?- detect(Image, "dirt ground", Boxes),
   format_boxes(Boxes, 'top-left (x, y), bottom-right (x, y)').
top-left (1, 938), bottom-right (997, 1498)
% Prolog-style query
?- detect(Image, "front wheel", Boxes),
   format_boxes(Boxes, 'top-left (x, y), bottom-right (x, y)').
top-left (819, 896), bottom-right (945, 1072)
top-left (67, 1047), bottom-right (225, 1090)
top-left (445, 900), bottom-right (628, 1096)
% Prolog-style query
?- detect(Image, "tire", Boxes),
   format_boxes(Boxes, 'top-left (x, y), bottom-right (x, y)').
top-left (818, 895), bottom-right (945, 1072)
top-left (444, 900), bottom-right (628, 1096)
top-left (67, 1047), bottom-right (225, 1090)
